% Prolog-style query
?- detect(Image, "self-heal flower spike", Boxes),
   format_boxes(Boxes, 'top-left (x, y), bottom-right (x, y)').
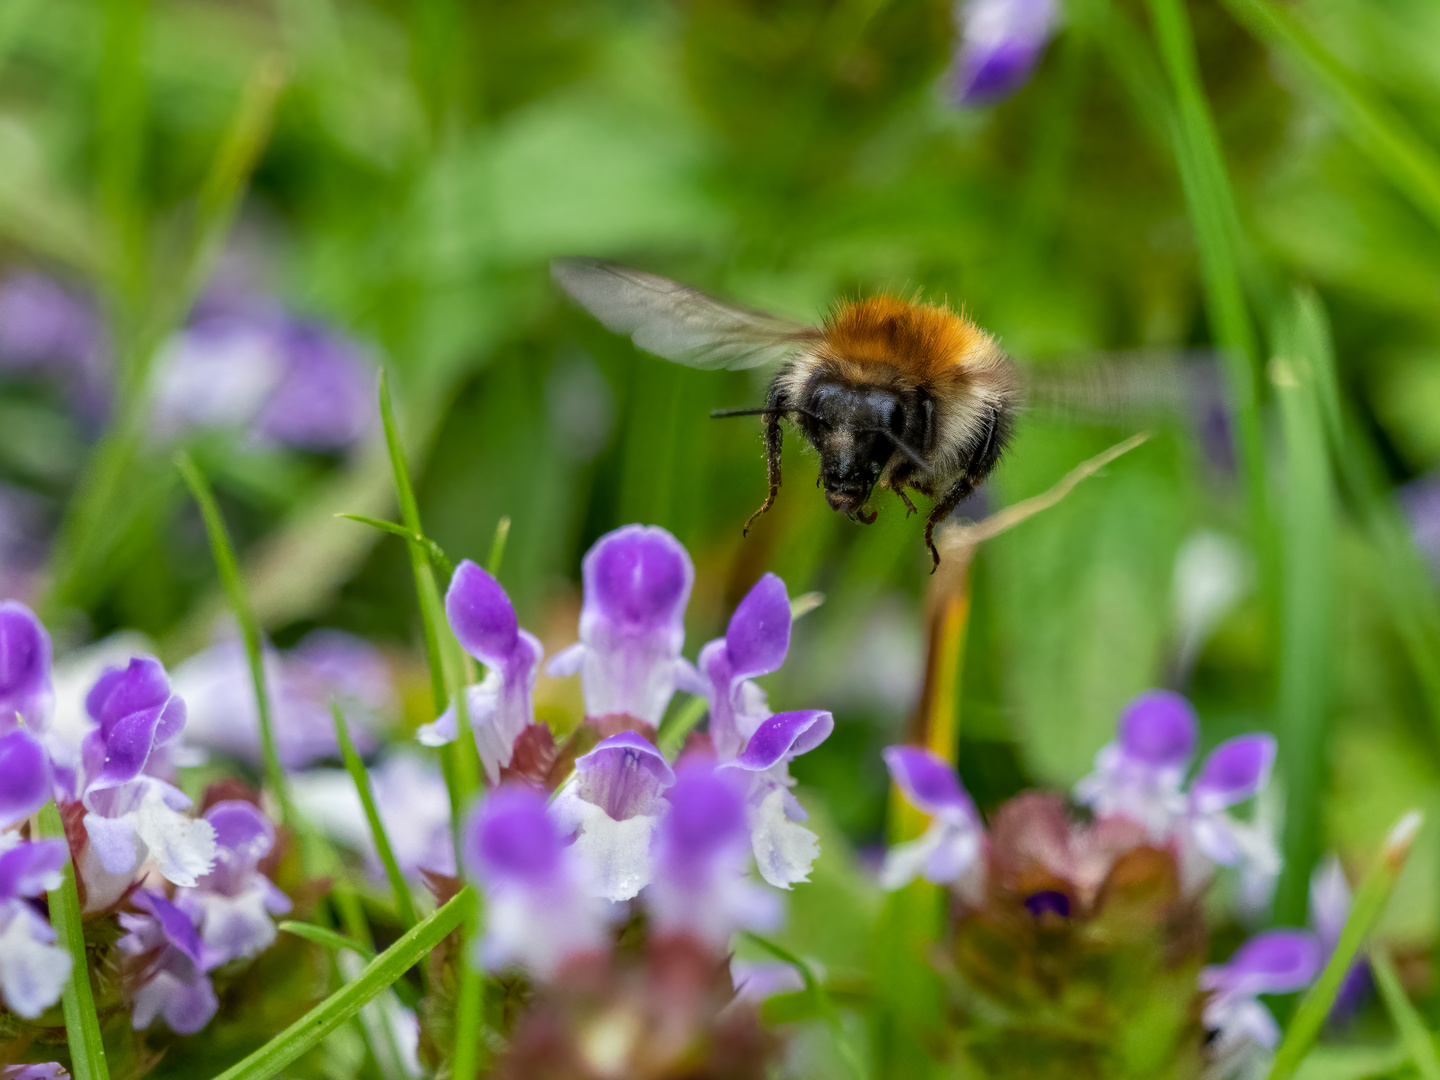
top-left (418, 561), bottom-right (542, 784)
top-left (0, 834), bottom-right (72, 1019)
top-left (463, 785), bottom-right (613, 978)
top-left (547, 524), bottom-right (699, 726)
top-left (80, 657), bottom-right (217, 894)
top-left (720, 709), bottom-right (833, 889)
top-left (175, 801), bottom-right (291, 964)
top-left (118, 890), bottom-right (221, 1034)
top-left (1201, 929), bottom-right (1321, 1063)
top-left (698, 573), bottom-right (792, 761)
top-left (550, 731), bottom-right (676, 901)
top-left (647, 763), bottom-right (780, 950)
top-left (880, 746), bottom-right (985, 893)
top-left (0, 600), bottom-right (53, 732)
top-left (1073, 690), bottom-right (1198, 838)
top-left (0, 727), bottom-right (53, 828)
top-left (951, 0), bottom-right (1059, 105)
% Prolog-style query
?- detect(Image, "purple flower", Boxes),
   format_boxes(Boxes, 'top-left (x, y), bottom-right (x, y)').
top-left (1073, 690), bottom-right (1198, 837)
top-left (1, 1065), bottom-right (70, 1079)
top-left (730, 958), bottom-right (806, 1004)
top-left (0, 274), bottom-right (101, 376)
top-left (117, 890), bottom-right (221, 1034)
top-left (251, 321), bottom-right (375, 450)
top-left (880, 746), bottom-right (985, 893)
top-left (79, 657), bottom-right (217, 892)
top-left (1201, 929), bottom-right (1321, 1059)
top-left (547, 525), bottom-right (699, 726)
top-left (1182, 734), bottom-right (1280, 898)
top-left (174, 801), bottom-right (291, 964)
top-left (0, 600), bottom-right (53, 732)
top-left (951, 0), bottom-right (1059, 105)
top-left (647, 764), bottom-right (780, 949)
top-left (463, 785), bottom-right (614, 977)
top-left (418, 561), bottom-right (543, 784)
top-left (719, 709), bottom-right (834, 889)
top-left (1309, 856), bottom-right (1370, 1023)
top-left (0, 727), bottom-right (53, 828)
top-left (0, 834), bottom-right (71, 1018)
top-left (1401, 472), bottom-right (1440, 579)
top-left (696, 573), bottom-right (792, 761)
top-left (550, 731), bottom-right (676, 901)
top-left (174, 629), bottom-right (391, 769)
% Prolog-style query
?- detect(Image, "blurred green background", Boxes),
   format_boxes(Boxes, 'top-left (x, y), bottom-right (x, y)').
top-left (4, 0), bottom-right (1440, 970)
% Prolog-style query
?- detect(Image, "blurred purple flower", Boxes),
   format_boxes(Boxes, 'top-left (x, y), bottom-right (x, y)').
top-left (175, 801), bottom-right (290, 964)
top-left (551, 731), bottom-right (677, 901)
top-left (419, 561), bottom-right (543, 784)
top-left (1201, 928), bottom-right (1321, 1060)
top-left (0, 727), bottom-right (54, 828)
top-left (252, 321), bottom-right (375, 450)
top-left (880, 746), bottom-right (985, 893)
top-left (0, 272), bottom-right (110, 419)
top-left (118, 890), bottom-right (221, 1034)
top-left (0, 1066), bottom-right (70, 1079)
top-left (0, 489), bottom-right (52, 606)
top-left (1309, 856), bottom-right (1370, 1023)
top-left (547, 524), bottom-right (699, 726)
top-left (730, 958), bottom-right (806, 1004)
top-left (1400, 472), bottom-right (1440, 579)
top-left (696, 573), bottom-right (792, 762)
top-left (950, 0), bottom-right (1059, 105)
top-left (1073, 690), bottom-right (1197, 838)
top-left (0, 600), bottom-right (54, 732)
top-left (1182, 734), bottom-right (1280, 898)
top-left (0, 833), bottom-right (71, 1018)
top-left (174, 629), bottom-right (391, 770)
top-left (463, 785), bottom-right (614, 977)
top-left (647, 764), bottom-right (780, 950)
top-left (79, 657), bottom-right (217, 893)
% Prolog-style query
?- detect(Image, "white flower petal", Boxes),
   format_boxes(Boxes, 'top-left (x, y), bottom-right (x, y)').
top-left (0, 906), bottom-right (72, 1019)
top-left (749, 785), bottom-right (820, 889)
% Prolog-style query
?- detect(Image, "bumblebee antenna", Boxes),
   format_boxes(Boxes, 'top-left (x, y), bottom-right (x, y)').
top-left (867, 430), bottom-right (928, 468)
top-left (710, 406), bottom-right (780, 418)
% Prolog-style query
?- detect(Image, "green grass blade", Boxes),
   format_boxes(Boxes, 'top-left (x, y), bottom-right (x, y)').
top-left (1267, 812), bottom-right (1424, 1080)
top-left (278, 921), bottom-right (377, 960)
top-left (175, 451), bottom-right (292, 825)
top-left (39, 801), bottom-right (110, 1080)
top-left (330, 701), bottom-right (420, 929)
top-left (212, 888), bottom-right (475, 1080)
top-left (336, 513), bottom-right (454, 577)
top-left (657, 695), bottom-right (709, 759)
top-left (1269, 292), bottom-right (1338, 925)
top-left (742, 931), bottom-right (868, 1080)
top-left (486, 516), bottom-right (511, 577)
top-left (1146, 0), bottom-right (1267, 532)
top-left (1220, 0), bottom-right (1440, 234)
top-left (1371, 949), bottom-right (1440, 1080)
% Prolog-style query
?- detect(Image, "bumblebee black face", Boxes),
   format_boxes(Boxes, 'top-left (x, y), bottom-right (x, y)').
top-left (796, 380), bottom-right (931, 519)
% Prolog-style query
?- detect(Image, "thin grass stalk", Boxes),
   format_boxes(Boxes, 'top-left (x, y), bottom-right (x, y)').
top-left (1220, 0), bottom-right (1440, 234)
top-left (1267, 812), bottom-right (1424, 1080)
top-left (743, 931), bottom-right (868, 1080)
top-left (338, 513), bottom-right (453, 577)
top-left (1371, 949), bottom-right (1440, 1080)
top-left (212, 888), bottom-right (475, 1080)
top-left (1269, 293), bottom-right (1338, 926)
top-left (176, 451), bottom-right (292, 824)
top-left (331, 701), bottom-right (419, 929)
top-left (38, 801), bottom-right (110, 1080)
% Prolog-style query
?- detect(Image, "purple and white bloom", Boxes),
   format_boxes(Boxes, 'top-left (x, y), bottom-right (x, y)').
top-left (117, 890), bottom-right (221, 1034)
top-left (463, 786), bottom-right (614, 978)
top-left (0, 600), bottom-right (53, 732)
top-left (950, 0), bottom-right (1059, 106)
top-left (175, 629), bottom-right (391, 770)
top-left (419, 561), bottom-right (543, 784)
top-left (719, 709), bottom-right (834, 889)
top-left (647, 764), bottom-right (780, 950)
top-left (1073, 690), bottom-right (1198, 838)
top-left (1201, 929), bottom-right (1322, 1068)
top-left (0, 727), bottom-right (53, 828)
top-left (0, 1065), bottom-right (70, 1079)
top-left (880, 746), bottom-right (985, 895)
top-left (291, 753), bottom-right (456, 881)
top-left (1309, 855), bottom-right (1369, 1021)
top-left (697, 573), bottom-right (792, 762)
top-left (79, 657), bottom-right (217, 893)
top-left (0, 834), bottom-right (71, 1019)
top-left (547, 525), bottom-right (698, 726)
top-left (1181, 734), bottom-right (1280, 895)
top-left (174, 801), bottom-right (290, 964)
top-left (550, 731), bottom-right (676, 901)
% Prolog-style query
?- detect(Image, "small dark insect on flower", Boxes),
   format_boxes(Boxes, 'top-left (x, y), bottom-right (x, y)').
top-left (552, 259), bottom-right (1020, 570)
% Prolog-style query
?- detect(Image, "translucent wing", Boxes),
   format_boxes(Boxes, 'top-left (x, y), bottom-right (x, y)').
top-left (1017, 350), bottom-right (1225, 427)
top-left (552, 258), bottom-right (820, 371)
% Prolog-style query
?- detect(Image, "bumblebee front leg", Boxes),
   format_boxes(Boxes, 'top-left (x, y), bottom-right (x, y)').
top-left (743, 389), bottom-right (786, 536)
top-left (923, 476), bottom-right (978, 572)
top-left (895, 487), bottom-right (918, 517)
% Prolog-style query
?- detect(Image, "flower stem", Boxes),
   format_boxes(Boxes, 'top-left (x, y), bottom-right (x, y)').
top-left (38, 801), bottom-right (110, 1080)
top-left (176, 450), bottom-right (293, 826)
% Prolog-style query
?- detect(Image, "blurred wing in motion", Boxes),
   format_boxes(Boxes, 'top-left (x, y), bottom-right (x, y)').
top-left (1018, 349), bottom-right (1227, 426)
top-left (552, 258), bottom-right (820, 371)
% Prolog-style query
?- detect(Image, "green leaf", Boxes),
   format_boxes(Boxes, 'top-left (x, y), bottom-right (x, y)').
top-left (39, 801), bottom-right (110, 1080)
top-left (1268, 812), bottom-right (1424, 1080)
top-left (278, 921), bottom-right (376, 961)
top-left (741, 931), bottom-right (868, 1080)
top-left (212, 888), bottom-right (475, 1080)
top-left (176, 451), bottom-right (292, 825)
top-left (336, 513), bottom-right (454, 578)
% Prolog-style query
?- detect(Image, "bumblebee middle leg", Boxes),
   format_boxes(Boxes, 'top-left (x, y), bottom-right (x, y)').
top-left (895, 487), bottom-right (918, 517)
top-left (743, 391), bottom-right (786, 536)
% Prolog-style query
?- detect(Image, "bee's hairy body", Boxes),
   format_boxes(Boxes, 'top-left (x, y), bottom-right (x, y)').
top-left (551, 259), bottom-right (1020, 569)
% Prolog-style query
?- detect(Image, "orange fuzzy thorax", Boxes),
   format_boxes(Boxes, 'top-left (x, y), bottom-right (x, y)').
top-left (816, 296), bottom-right (995, 387)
